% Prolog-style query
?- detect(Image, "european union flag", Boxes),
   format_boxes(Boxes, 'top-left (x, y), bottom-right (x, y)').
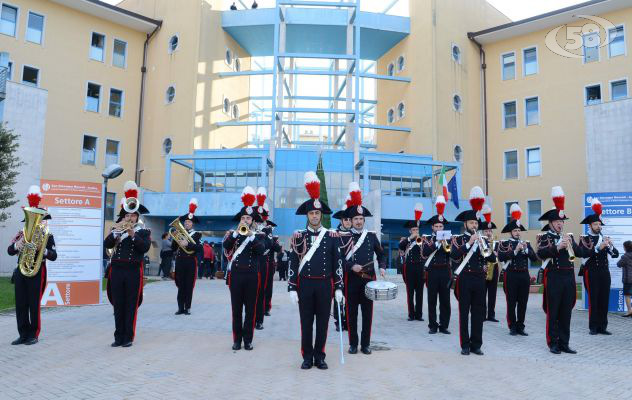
top-left (448, 175), bottom-right (459, 209)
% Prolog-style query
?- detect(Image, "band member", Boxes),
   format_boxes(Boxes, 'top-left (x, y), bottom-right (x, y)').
top-left (288, 172), bottom-right (344, 370)
top-left (578, 198), bottom-right (619, 335)
top-left (255, 198), bottom-right (282, 328)
top-left (480, 205), bottom-right (499, 322)
top-left (423, 196), bottom-right (452, 334)
top-left (450, 187), bottom-right (496, 356)
top-left (399, 203), bottom-right (425, 321)
top-left (104, 181), bottom-right (151, 348)
top-left (537, 186), bottom-right (580, 354)
top-left (223, 186), bottom-right (265, 351)
top-left (343, 182), bottom-right (386, 355)
top-left (498, 204), bottom-right (537, 336)
top-left (173, 198), bottom-right (203, 315)
top-left (254, 189), bottom-right (272, 329)
top-left (332, 194), bottom-right (352, 332)
top-left (8, 185), bottom-right (57, 345)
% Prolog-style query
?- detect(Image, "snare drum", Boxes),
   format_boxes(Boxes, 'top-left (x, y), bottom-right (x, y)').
top-left (364, 280), bottom-right (398, 301)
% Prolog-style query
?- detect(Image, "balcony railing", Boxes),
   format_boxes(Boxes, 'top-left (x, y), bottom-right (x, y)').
top-left (0, 66), bottom-right (7, 100)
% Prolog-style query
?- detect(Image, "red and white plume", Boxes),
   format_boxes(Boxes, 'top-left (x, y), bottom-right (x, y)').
top-left (551, 186), bottom-right (565, 212)
top-left (304, 171), bottom-right (320, 200)
top-left (435, 195), bottom-right (446, 217)
top-left (469, 186), bottom-right (485, 212)
top-left (241, 186), bottom-right (256, 207)
top-left (510, 203), bottom-right (522, 226)
top-left (343, 195), bottom-right (352, 210)
top-left (123, 181), bottom-right (138, 199)
top-left (26, 185), bottom-right (42, 208)
top-left (482, 204), bottom-right (492, 223)
top-left (591, 198), bottom-right (602, 216)
top-left (188, 198), bottom-right (198, 219)
top-left (349, 182), bottom-right (362, 206)
top-left (256, 187), bottom-right (267, 207)
top-left (414, 203), bottom-right (423, 221)
top-left (262, 203), bottom-right (270, 221)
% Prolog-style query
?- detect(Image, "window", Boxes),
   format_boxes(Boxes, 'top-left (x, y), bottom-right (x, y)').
top-left (503, 101), bottom-right (517, 129)
top-left (504, 150), bottom-right (518, 180)
top-left (452, 44), bottom-right (461, 63)
top-left (453, 94), bottom-right (462, 111)
top-left (397, 55), bottom-right (405, 72)
top-left (113, 39), bottom-right (127, 68)
top-left (232, 103), bottom-right (240, 119)
top-left (166, 85), bottom-right (175, 104)
top-left (525, 97), bottom-right (539, 126)
top-left (527, 200), bottom-right (542, 230)
top-left (86, 83), bottom-right (101, 112)
top-left (22, 65), bottom-right (39, 86)
top-left (583, 32), bottom-right (600, 63)
top-left (387, 63), bottom-right (394, 77)
top-left (397, 102), bottom-right (405, 119)
top-left (608, 26), bottom-right (625, 58)
top-left (162, 137), bottom-right (173, 155)
top-left (223, 97), bottom-right (230, 113)
top-left (0, 4), bottom-right (18, 37)
top-left (82, 135), bottom-right (97, 165)
top-left (585, 85), bottom-right (601, 105)
top-left (90, 32), bottom-right (105, 62)
top-left (387, 109), bottom-right (394, 124)
top-left (611, 79), bottom-right (628, 101)
top-left (235, 58), bottom-right (241, 72)
top-left (169, 35), bottom-right (179, 53)
top-left (454, 145), bottom-right (463, 163)
top-left (105, 192), bottom-right (116, 221)
top-left (225, 49), bottom-right (232, 66)
top-left (26, 12), bottom-right (44, 44)
top-left (105, 139), bottom-right (119, 167)
top-left (523, 47), bottom-right (538, 76)
top-left (505, 202), bottom-right (519, 224)
top-left (502, 52), bottom-right (515, 80)
top-left (109, 88), bottom-right (123, 117)
top-left (526, 147), bottom-right (541, 177)
top-left (7, 61), bottom-right (12, 80)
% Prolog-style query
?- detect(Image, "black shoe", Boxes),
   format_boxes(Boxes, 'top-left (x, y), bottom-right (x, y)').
top-left (314, 359), bottom-right (328, 370)
top-left (255, 323), bottom-right (264, 330)
top-left (407, 317), bottom-right (415, 321)
top-left (348, 346), bottom-right (358, 354)
top-left (264, 311), bottom-right (271, 316)
top-left (232, 342), bottom-right (241, 350)
top-left (121, 341), bottom-right (133, 348)
top-left (11, 337), bottom-right (26, 345)
top-left (461, 348), bottom-right (470, 355)
top-left (510, 329), bottom-right (518, 336)
top-left (24, 338), bottom-right (38, 346)
top-left (361, 346), bottom-right (372, 355)
top-left (517, 329), bottom-right (529, 336)
top-left (184, 309), bottom-right (191, 315)
top-left (549, 345), bottom-right (561, 354)
top-left (471, 348), bottom-right (484, 356)
top-left (589, 329), bottom-right (598, 335)
top-left (244, 342), bottom-right (253, 351)
top-left (175, 310), bottom-right (185, 315)
top-left (415, 316), bottom-right (424, 321)
top-left (111, 341), bottom-right (122, 347)
top-left (429, 327), bottom-right (438, 334)
top-left (486, 318), bottom-right (499, 322)
top-left (560, 346), bottom-right (577, 354)
top-left (301, 360), bottom-right (313, 370)
top-left (598, 329), bottom-right (612, 335)
top-left (439, 328), bottom-right (451, 335)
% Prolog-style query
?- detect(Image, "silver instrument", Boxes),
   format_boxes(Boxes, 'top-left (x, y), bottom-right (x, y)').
top-left (477, 231), bottom-right (493, 258)
top-left (365, 280), bottom-right (398, 301)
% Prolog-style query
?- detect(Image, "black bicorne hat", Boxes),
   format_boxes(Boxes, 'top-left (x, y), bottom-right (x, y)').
top-left (539, 186), bottom-right (569, 222)
top-left (178, 198), bottom-right (200, 224)
top-left (233, 186), bottom-right (263, 223)
top-left (580, 198), bottom-right (605, 225)
top-left (296, 171), bottom-right (332, 215)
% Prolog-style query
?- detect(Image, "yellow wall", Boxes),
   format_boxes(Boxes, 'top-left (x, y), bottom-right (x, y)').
top-left (484, 8), bottom-right (632, 241)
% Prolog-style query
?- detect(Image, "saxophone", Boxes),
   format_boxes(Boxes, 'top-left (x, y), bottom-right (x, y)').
top-left (18, 207), bottom-right (50, 277)
top-left (168, 217), bottom-right (196, 254)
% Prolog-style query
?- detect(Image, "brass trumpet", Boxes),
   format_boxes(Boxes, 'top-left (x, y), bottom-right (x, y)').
top-left (565, 233), bottom-right (576, 262)
top-left (111, 220), bottom-right (139, 235)
top-left (477, 232), bottom-right (493, 258)
top-left (238, 223), bottom-right (250, 236)
top-left (416, 236), bottom-right (423, 244)
top-left (441, 240), bottom-right (451, 253)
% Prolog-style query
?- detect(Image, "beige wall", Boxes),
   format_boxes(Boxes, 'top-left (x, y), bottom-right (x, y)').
top-left (484, 8), bottom-right (632, 241)
top-left (0, 0), bottom-right (149, 232)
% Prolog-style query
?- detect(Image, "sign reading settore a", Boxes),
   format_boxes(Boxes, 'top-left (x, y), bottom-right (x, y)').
top-left (39, 180), bottom-right (103, 306)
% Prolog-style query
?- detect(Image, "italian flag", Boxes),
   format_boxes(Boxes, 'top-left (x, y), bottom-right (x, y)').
top-left (438, 166), bottom-right (449, 201)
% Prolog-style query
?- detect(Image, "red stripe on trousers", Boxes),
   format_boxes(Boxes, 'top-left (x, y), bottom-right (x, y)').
top-left (36, 265), bottom-right (46, 339)
top-left (132, 264), bottom-right (144, 340)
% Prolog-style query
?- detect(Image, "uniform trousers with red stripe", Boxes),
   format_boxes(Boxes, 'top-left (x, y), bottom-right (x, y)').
top-left (545, 269), bottom-right (575, 348)
top-left (229, 270), bottom-right (259, 344)
top-left (298, 278), bottom-right (333, 362)
top-left (345, 273), bottom-right (373, 348)
top-left (504, 269), bottom-right (530, 331)
top-left (403, 262), bottom-right (424, 319)
top-left (426, 266), bottom-right (451, 330)
top-left (175, 259), bottom-right (197, 311)
top-left (14, 265), bottom-right (46, 340)
top-left (256, 258), bottom-right (270, 324)
top-left (583, 266), bottom-right (611, 332)
top-left (456, 272), bottom-right (485, 350)
top-left (111, 264), bottom-right (142, 343)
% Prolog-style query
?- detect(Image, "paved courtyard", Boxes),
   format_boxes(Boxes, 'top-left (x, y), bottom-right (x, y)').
top-left (1, 277), bottom-right (631, 400)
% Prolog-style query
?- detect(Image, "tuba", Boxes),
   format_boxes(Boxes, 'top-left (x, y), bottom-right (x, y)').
top-left (168, 217), bottom-right (196, 254)
top-left (18, 207), bottom-right (50, 277)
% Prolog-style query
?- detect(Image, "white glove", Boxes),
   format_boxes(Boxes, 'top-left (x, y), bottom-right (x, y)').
top-left (289, 291), bottom-right (298, 305)
top-left (335, 289), bottom-right (344, 305)
top-left (232, 230), bottom-right (239, 238)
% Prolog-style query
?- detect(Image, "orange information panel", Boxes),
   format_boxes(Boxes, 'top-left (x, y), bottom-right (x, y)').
top-left (39, 179), bottom-right (103, 306)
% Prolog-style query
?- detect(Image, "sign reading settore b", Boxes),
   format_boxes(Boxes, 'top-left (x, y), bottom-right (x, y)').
top-left (39, 180), bottom-right (103, 306)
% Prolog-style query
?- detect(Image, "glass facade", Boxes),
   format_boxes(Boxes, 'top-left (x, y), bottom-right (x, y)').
top-left (193, 157), bottom-right (265, 192)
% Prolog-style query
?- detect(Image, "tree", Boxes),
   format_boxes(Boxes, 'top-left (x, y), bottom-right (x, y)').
top-left (0, 124), bottom-right (22, 224)
top-left (316, 154), bottom-right (331, 229)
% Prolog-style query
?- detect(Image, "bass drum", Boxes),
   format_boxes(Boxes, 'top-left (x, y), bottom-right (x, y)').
top-left (364, 280), bottom-right (398, 301)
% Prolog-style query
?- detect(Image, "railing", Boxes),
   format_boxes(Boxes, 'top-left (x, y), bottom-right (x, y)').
top-left (0, 66), bottom-right (7, 100)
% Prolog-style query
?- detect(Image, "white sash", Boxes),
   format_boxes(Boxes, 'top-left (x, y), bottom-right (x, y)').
top-left (454, 240), bottom-right (478, 276)
top-left (346, 229), bottom-right (368, 261)
top-left (227, 235), bottom-right (252, 272)
top-left (540, 235), bottom-right (562, 270)
top-left (298, 228), bottom-right (328, 275)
